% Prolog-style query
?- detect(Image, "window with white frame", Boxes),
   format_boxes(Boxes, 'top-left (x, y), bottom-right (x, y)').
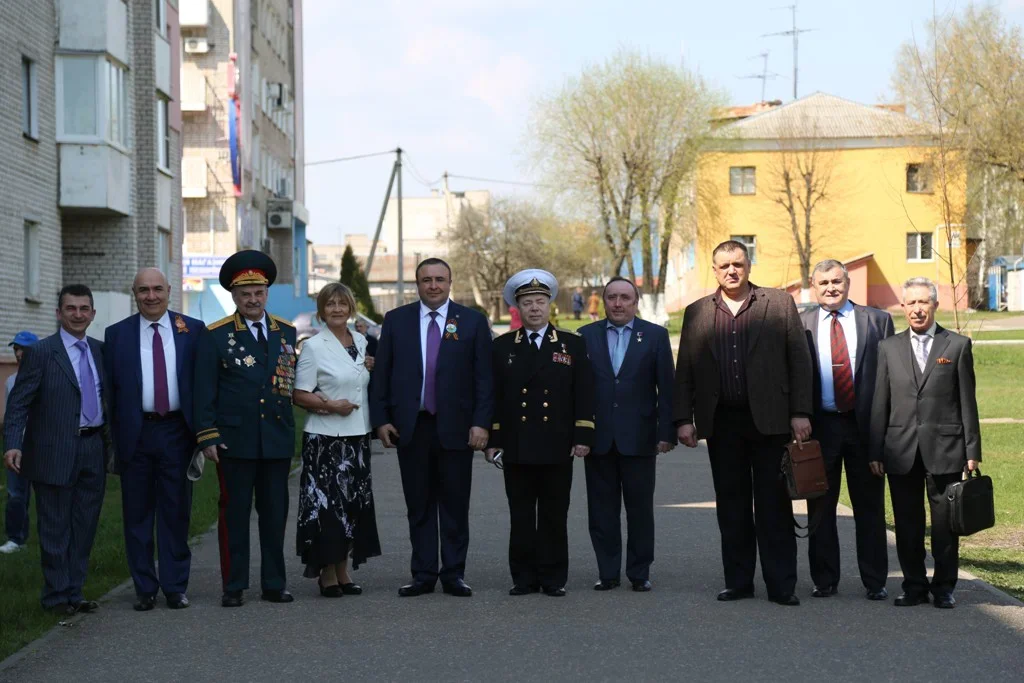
top-left (57, 56), bottom-right (129, 148)
top-left (156, 96), bottom-right (170, 170)
top-left (906, 232), bottom-right (934, 261)
top-left (22, 56), bottom-right (38, 139)
top-left (155, 0), bottom-right (167, 37)
top-left (158, 229), bottom-right (171, 276)
top-left (24, 220), bottom-right (41, 300)
top-left (730, 234), bottom-right (757, 264)
top-left (729, 167), bottom-right (756, 195)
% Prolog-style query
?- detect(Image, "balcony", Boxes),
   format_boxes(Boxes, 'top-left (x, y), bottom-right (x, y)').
top-left (182, 157), bottom-right (209, 199)
top-left (57, 0), bottom-right (128, 65)
top-left (181, 69), bottom-right (215, 112)
top-left (59, 144), bottom-right (131, 216)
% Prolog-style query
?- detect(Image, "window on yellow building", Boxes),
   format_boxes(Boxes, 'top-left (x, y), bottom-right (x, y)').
top-left (731, 234), bottom-right (757, 264)
top-left (729, 167), bottom-right (756, 195)
top-left (906, 232), bottom-right (934, 261)
top-left (906, 164), bottom-right (932, 193)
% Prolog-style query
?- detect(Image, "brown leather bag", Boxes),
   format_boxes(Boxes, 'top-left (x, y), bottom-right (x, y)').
top-left (781, 440), bottom-right (828, 500)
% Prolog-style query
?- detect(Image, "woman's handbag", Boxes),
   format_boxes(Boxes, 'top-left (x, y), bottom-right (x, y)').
top-left (946, 468), bottom-right (995, 537)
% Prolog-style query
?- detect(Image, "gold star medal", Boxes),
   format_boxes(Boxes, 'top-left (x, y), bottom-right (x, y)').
top-left (243, 355), bottom-right (256, 367)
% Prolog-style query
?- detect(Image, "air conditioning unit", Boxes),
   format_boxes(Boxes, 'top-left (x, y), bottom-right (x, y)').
top-left (266, 199), bottom-right (293, 230)
top-left (184, 37), bottom-right (210, 54)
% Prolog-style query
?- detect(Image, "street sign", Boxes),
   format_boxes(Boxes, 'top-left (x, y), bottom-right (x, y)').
top-left (182, 255), bottom-right (227, 278)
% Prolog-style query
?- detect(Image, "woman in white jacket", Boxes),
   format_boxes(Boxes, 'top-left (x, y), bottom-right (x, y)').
top-left (293, 283), bottom-right (381, 597)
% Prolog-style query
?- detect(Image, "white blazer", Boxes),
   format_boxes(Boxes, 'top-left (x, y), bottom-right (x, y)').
top-left (295, 329), bottom-right (371, 437)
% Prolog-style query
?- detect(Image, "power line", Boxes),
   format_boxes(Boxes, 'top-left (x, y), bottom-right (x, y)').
top-left (305, 149), bottom-right (397, 167)
top-left (402, 152), bottom-right (443, 188)
top-left (446, 174), bottom-right (551, 188)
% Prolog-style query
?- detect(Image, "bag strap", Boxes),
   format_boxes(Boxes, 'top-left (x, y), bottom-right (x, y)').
top-left (792, 501), bottom-right (827, 539)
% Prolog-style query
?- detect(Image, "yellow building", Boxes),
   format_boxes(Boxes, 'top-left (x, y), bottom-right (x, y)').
top-left (679, 93), bottom-right (970, 310)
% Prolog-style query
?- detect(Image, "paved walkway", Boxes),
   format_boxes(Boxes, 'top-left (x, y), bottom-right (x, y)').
top-left (3, 444), bottom-right (1023, 682)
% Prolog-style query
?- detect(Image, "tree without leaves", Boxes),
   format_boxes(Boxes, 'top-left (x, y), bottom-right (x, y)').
top-left (529, 50), bottom-right (724, 305)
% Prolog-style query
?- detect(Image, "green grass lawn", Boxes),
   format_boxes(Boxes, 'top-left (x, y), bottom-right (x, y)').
top-left (0, 409), bottom-right (307, 662)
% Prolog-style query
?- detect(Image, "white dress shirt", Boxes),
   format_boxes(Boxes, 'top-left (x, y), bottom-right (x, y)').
top-left (244, 313), bottom-right (270, 342)
top-left (60, 328), bottom-right (103, 427)
top-left (816, 301), bottom-right (858, 412)
top-left (295, 330), bottom-right (371, 437)
top-left (419, 299), bottom-right (451, 408)
top-left (523, 324), bottom-right (549, 349)
top-left (140, 312), bottom-right (181, 412)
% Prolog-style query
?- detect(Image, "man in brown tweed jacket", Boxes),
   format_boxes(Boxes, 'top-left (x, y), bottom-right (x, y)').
top-left (674, 240), bottom-right (814, 606)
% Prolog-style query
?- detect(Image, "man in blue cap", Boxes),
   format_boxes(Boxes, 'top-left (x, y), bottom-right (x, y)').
top-left (2, 330), bottom-right (39, 554)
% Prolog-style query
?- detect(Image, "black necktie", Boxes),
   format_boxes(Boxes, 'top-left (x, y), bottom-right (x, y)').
top-left (253, 322), bottom-right (268, 355)
top-left (529, 332), bottom-right (540, 350)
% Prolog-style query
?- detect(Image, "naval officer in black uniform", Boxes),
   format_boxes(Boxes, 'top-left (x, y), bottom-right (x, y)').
top-left (193, 250), bottom-right (298, 607)
top-left (485, 269), bottom-right (595, 597)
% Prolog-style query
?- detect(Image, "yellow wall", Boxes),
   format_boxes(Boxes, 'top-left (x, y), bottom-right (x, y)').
top-left (689, 143), bottom-right (968, 310)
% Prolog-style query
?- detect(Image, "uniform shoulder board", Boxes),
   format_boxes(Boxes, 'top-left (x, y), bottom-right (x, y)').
top-left (497, 329), bottom-right (519, 340)
top-left (271, 314), bottom-right (294, 328)
top-left (207, 315), bottom-right (235, 331)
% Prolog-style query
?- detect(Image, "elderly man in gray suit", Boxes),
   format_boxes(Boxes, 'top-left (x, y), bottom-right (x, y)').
top-left (870, 277), bottom-right (981, 609)
top-left (800, 259), bottom-right (893, 601)
top-left (4, 285), bottom-right (109, 616)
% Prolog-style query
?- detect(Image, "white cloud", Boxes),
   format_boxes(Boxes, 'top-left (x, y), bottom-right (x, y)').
top-left (465, 53), bottom-right (535, 116)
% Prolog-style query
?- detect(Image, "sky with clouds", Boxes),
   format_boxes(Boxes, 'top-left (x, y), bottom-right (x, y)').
top-left (301, 0), bottom-right (1024, 245)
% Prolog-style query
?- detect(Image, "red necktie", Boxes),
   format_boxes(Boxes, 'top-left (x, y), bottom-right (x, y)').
top-left (151, 323), bottom-right (170, 415)
top-left (830, 312), bottom-right (855, 413)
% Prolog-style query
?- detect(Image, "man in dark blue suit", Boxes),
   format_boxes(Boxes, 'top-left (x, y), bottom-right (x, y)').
top-left (104, 268), bottom-right (205, 611)
top-left (370, 258), bottom-right (494, 597)
top-left (4, 285), bottom-right (109, 615)
top-left (800, 259), bottom-right (893, 601)
top-left (579, 277), bottom-right (675, 592)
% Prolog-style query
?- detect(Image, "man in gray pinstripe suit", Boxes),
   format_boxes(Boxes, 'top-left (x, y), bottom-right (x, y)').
top-left (4, 284), bottom-right (109, 616)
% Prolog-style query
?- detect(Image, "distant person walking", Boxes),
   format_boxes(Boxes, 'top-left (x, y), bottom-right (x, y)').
top-left (1, 330), bottom-right (39, 555)
top-left (572, 288), bottom-right (585, 320)
top-left (509, 305), bottom-right (522, 331)
top-left (587, 291), bottom-right (601, 322)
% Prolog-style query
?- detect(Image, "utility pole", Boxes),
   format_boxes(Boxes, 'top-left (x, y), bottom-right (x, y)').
top-left (762, 4), bottom-right (814, 100)
top-left (396, 147), bottom-right (404, 305)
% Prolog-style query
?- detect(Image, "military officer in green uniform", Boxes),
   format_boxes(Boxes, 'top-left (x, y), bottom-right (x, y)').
top-left (194, 250), bottom-right (298, 607)
top-left (485, 269), bottom-right (595, 597)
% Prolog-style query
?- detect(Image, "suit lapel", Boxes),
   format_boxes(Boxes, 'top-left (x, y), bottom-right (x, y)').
top-left (702, 297), bottom-right (719, 361)
top-left (745, 288), bottom-right (770, 353)
top-left (853, 305), bottom-right (868, 383)
top-left (52, 336), bottom-right (79, 391)
top-left (919, 327), bottom-right (951, 389)
top-left (169, 311), bottom-right (187, 382)
top-left (414, 304), bottom-right (425, 382)
top-left (524, 326), bottom-right (555, 381)
top-left (616, 320), bottom-right (643, 378)
top-left (263, 313), bottom-right (283, 385)
top-left (896, 331), bottom-right (918, 389)
top-left (594, 319), bottom-right (615, 375)
top-left (130, 314), bottom-right (143, 396)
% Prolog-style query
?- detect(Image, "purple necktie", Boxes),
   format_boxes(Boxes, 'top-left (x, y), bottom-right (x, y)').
top-left (424, 311), bottom-right (441, 414)
top-left (75, 340), bottom-right (99, 424)
top-left (151, 323), bottom-right (170, 415)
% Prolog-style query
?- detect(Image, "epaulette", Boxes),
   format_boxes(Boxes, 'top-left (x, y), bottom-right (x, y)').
top-left (271, 314), bottom-right (294, 328)
top-left (207, 315), bottom-right (234, 331)
top-left (498, 329), bottom-right (520, 339)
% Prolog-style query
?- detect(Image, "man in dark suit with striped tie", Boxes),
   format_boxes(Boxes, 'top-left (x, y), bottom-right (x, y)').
top-left (800, 259), bottom-right (893, 601)
top-left (4, 285), bottom-right (109, 616)
top-left (105, 269), bottom-right (205, 611)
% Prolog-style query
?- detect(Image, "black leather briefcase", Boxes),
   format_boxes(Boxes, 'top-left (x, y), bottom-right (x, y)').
top-left (946, 469), bottom-right (995, 537)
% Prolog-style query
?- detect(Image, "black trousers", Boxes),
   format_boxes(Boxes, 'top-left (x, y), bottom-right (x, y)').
top-left (503, 461), bottom-right (573, 589)
top-left (33, 431), bottom-right (106, 608)
top-left (216, 457), bottom-right (291, 593)
top-left (121, 415), bottom-right (194, 597)
top-left (585, 447), bottom-right (656, 582)
top-left (888, 452), bottom-right (961, 597)
top-left (706, 405), bottom-right (796, 599)
top-left (806, 413), bottom-right (888, 591)
top-left (396, 413), bottom-right (473, 584)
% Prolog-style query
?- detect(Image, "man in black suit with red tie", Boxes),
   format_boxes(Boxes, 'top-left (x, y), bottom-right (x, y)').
top-left (370, 258), bottom-right (494, 597)
top-left (800, 259), bottom-right (893, 601)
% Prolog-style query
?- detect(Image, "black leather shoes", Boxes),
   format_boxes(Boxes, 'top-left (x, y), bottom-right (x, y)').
top-left (543, 586), bottom-right (566, 597)
top-left (812, 584), bottom-right (838, 598)
top-left (894, 592), bottom-right (930, 607)
top-left (166, 593), bottom-right (189, 609)
top-left (340, 583), bottom-right (362, 596)
top-left (716, 588), bottom-right (755, 602)
top-left (134, 595), bottom-right (156, 612)
top-left (442, 579), bottom-right (473, 597)
top-left (221, 591), bottom-right (244, 608)
top-left (261, 589), bottom-right (294, 603)
top-left (933, 593), bottom-right (957, 609)
top-left (770, 594), bottom-right (801, 606)
top-left (71, 600), bottom-right (99, 613)
top-left (398, 581), bottom-right (435, 597)
top-left (593, 579), bottom-right (620, 591)
top-left (866, 587), bottom-right (889, 601)
top-left (509, 584), bottom-right (538, 596)
top-left (631, 580), bottom-right (652, 592)
top-left (46, 603), bottom-right (75, 617)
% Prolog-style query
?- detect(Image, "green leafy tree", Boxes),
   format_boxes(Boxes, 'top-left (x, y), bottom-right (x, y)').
top-left (339, 245), bottom-right (382, 322)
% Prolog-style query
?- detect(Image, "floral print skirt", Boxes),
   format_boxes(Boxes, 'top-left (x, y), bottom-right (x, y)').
top-left (296, 432), bottom-right (381, 577)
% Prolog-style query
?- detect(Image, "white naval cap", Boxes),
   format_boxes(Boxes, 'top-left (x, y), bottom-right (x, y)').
top-left (503, 269), bottom-right (559, 308)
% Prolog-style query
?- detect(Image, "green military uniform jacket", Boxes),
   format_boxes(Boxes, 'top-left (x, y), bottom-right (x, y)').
top-left (488, 326), bottom-right (595, 465)
top-left (194, 311), bottom-right (297, 459)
